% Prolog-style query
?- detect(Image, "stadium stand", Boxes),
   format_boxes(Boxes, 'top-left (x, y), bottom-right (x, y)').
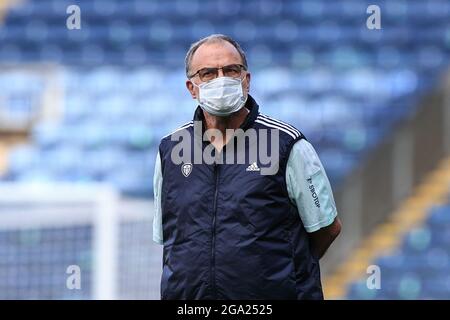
top-left (324, 157), bottom-right (450, 299)
top-left (0, 0), bottom-right (449, 196)
top-left (0, 0), bottom-right (449, 299)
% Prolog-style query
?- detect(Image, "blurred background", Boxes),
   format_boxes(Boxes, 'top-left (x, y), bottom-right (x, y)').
top-left (0, 0), bottom-right (449, 299)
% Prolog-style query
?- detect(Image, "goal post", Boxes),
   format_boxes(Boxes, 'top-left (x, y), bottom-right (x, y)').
top-left (0, 182), bottom-right (119, 299)
top-left (0, 182), bottom-right (161, 299)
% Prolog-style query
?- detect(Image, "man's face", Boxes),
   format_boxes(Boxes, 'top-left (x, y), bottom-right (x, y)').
top-left (186, 41), bottom-right (251, 101)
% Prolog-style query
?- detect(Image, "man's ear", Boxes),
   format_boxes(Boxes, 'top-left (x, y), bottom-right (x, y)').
top-left (244, 72), bottom-right (251, 93)
top-left (186, 80), bottom-right (196, 99)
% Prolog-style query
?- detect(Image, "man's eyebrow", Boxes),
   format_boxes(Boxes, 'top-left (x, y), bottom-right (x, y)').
top-left (197, 63), bottom-right (242, 69)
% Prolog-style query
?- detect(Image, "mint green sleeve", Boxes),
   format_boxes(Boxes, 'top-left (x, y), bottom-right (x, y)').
top-left (286, 139), bottom-right (338, 233)
top-left (153, 151), bottom-right (163, 245)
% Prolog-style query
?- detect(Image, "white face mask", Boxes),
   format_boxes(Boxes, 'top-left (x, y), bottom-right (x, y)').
top-left (194, 76), bottom-right (247, 117)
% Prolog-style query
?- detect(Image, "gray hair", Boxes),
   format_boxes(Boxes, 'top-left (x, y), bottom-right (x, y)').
top-left (185, 34), bottom-right (248, 78)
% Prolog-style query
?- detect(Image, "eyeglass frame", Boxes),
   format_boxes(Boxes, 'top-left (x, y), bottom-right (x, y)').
top-left (187, 64), bottom-right (248, 82)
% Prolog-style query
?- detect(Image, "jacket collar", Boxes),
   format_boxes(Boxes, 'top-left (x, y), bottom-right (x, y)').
top-left (193, 94), bottom-right (259, 131)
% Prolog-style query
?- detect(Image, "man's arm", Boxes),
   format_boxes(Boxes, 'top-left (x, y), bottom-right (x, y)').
top-left (286, 139), bottom-right (342, 260)
top-left (153, 151), bottom-right (163, 245)
top-left (309, 217), bottom-right (342, 259)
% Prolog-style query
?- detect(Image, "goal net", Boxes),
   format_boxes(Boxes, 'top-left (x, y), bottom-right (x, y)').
top-left (0, 182), bottom-right (161, 299)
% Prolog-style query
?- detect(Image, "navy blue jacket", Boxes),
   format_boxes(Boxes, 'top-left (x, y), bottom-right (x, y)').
top-left (158, 95), bottom-right (323, 299)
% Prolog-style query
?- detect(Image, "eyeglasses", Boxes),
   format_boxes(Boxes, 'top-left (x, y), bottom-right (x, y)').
top-left (188, 64), bottom-right (247, 82)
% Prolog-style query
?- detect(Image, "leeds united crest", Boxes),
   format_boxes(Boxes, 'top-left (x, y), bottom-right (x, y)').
top-left (181, 163), bottom-right (193, 177)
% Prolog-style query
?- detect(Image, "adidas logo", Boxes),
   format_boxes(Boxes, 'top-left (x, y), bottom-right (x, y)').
top-left (246, 162), bottom-right (260, 172)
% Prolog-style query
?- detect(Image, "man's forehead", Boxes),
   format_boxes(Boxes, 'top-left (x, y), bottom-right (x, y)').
top-left (190, 41), bottom-right (242, 70)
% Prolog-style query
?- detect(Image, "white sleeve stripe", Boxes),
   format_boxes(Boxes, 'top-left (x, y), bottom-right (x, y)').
top-left (258, 113), bottom-right (300, 132)
top-left (162, 122), bottom-right (194, 138)
top-left (256, 116), bottom-right (299, 138)
top-left (258, 114), bottom-right (301, 137)
top-left (255, 119), bottom-right (297, 139)
top-left (257, 115), bottom-right (300, 138)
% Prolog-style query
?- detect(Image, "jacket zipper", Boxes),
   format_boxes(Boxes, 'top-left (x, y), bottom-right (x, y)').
top-left (210, 163), bottom-right (219, 299)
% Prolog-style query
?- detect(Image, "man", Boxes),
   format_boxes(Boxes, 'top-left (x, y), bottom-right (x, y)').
top-left (153, 34), bottom-right (341, 300)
